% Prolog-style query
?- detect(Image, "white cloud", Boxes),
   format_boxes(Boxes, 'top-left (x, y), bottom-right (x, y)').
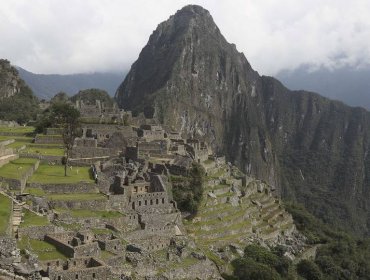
top-left (0, 0), bottom-right (370, 75)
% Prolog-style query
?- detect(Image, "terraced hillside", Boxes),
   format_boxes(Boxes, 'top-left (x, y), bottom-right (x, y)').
top-left (185, 159), bottom-right (303, 271)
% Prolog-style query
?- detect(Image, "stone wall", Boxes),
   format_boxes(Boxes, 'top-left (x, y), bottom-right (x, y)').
top-left (27, 182), bottom-right (96, 194)
top-left (71, 147), bottom-right (118, 159)
top-left (74, 243), bottom-right (100, 258)
top-left (108, 195), bottom-right (127, 211)
top-left (18, 225), bottom-right (63, 240)
top-left (43, 235), bottom-right (74, 258)
top-left (44, 233), bottom-right (100, 258)
top-left (138, 129), bottom-right (165, 141)
top-left (130, 192), bottom-right (168, 211)
top-left (138, 140), bottom-right (169, 156)
top-left (46, 258), bottom-right (111, 280)
top-left (97, 238), bottom-right (123, 254)
top-left (69, 157), bottom-right (109, 166)
top-left (46, 128), bottom-right (63, 135)
top-left (19, 153), bottom-right (61, 164)
top-left (49, 199), bottom-right (108, 211)
top-left (3, 160), bottom-right (39, 192)
top-left (74, 138), bottom-right (97, 148)
top-left (34, 135), bottom-right (63, 144)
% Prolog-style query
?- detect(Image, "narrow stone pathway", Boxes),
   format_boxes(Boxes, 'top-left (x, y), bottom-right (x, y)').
top-left (0, 190), bottom-right (44, 217)
top-left (12, 203), bottom-right (22, 236)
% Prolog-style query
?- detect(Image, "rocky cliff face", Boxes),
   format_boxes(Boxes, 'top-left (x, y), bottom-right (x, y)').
top-left (0, 59), bottom-right (24, 99)
top-left (115, 5), bottom-right (370, 236)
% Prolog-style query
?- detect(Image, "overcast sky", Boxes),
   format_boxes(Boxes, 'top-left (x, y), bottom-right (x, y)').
top-left (1, 0), bottom-right (370, 75)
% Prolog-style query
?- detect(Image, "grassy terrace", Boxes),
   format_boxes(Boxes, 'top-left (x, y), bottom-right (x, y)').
top-left (0, 136), bottom-right (33, 146)
top-left (28, 165), bottom-right (94, 184)
top-left (24, 187), bottom-right (46, 196)
top-left (0, 158), bottom-right (38, 179)
top-left (22, 146), bottom-right (64, 156)
top-left (0, 194), bottom-right (11, 235)
top-left (20, 209), bottom-right (49, 228)
top-left (18, 237), bottom-right (67, 261)
top-left (0, 126), bottom-right (35, 134)
top-left (47, 193), bottom-right (106, 201)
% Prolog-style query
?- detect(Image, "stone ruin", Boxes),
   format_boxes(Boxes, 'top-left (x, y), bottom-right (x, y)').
top-left (43, 257), bottom-right (110, 280)
top-left (44, 231), bottom-right (100, 259)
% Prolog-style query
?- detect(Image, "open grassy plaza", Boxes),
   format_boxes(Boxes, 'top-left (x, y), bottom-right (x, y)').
top-left (28, 164), bottom-right (94, 184)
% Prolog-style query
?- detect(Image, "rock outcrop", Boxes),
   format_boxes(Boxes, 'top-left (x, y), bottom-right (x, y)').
top-left (0, 59), bottom-right (24, 100)
top-left (115, 5), bottom-right (370, 236)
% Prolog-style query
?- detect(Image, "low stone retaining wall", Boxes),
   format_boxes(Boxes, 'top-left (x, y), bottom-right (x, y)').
top-left (2, 160), bottom-right (39, 192)
top-left (27, 182), bottom-right (97, 194)
top-left (49, 199), bottom-right (108, 211)
top-left (18, 225), bottom-right (63, 240)
top-left (69, 157), bottom-right (110, 166)
top-left (71, 147), bottom-right (118, 159)
top-left (44, 235), bottom-right (74, 258)
top-left (19, 153), bottom-right (62, 164)
top-left (34, 135), bottom-right (63, 144)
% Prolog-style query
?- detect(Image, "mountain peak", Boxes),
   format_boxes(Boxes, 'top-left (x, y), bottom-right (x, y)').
top-left (174, 4), bottom-right (211, 18)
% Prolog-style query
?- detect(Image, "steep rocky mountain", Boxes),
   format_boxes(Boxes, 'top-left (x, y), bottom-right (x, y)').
top-left (277, 65), bottom-right (370, 110)
top-left (115, 5), bottom-right (370, 236)
top-left (17, 67), bottom-right (125, 99)
top-left (0, 59), bottom-right (39, 123)
top-left (0, 59), bottom-right (25, 99)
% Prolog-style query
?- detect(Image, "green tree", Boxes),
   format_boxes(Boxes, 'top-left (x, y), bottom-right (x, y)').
top-left (51, 91), bottom-right (69, 104)
top-left (232, 257), bottom-right (282, 280)
top-left (297, 259), bottom-right (323, 280)
top-left (50, 103), bottom-right (80, 176)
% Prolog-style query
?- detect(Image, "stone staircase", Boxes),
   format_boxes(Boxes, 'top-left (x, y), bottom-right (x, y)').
top-left (12, 203), bottom-right (23, 236)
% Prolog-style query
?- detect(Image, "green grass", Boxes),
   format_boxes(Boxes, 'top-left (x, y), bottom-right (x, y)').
top-left (18, 237), bottom-right (67, 261)
top-left (24, 187), bottom-right (46, 196)
top-left (47, 193), bottom-right (106, 201)
top-left (0, 136), bottom-right (33, 143)
top-left (22, 146), bottom-right (64, 156)
top-left (0, 158), bottom-right (38, 179)
top-left (100, 250), bottom-right (115, 260)
top-left (28, 164), bottom-right (94, 184)
top-left (36, 134), bottom-right (62, 138)
top-left (203, 159), bottom-right (214, 165)
top-left (92, 228), bottom-right (115, 235)
top-left (38, 250), bottom-right (68, 261)
top-left (0, 126), bottom-right (35, 134)
top-left (167, 257), bottom-right (199, 270)
top-left (0, 194), bottom-right (11, 235)
top-left (20, 210), bottom-right (49, 228)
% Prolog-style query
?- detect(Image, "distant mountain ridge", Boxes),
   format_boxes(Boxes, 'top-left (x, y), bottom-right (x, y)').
top-left (17, 67), bottom-right (125, 99)
top-left (277, 65), bottom-right (370, 110)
